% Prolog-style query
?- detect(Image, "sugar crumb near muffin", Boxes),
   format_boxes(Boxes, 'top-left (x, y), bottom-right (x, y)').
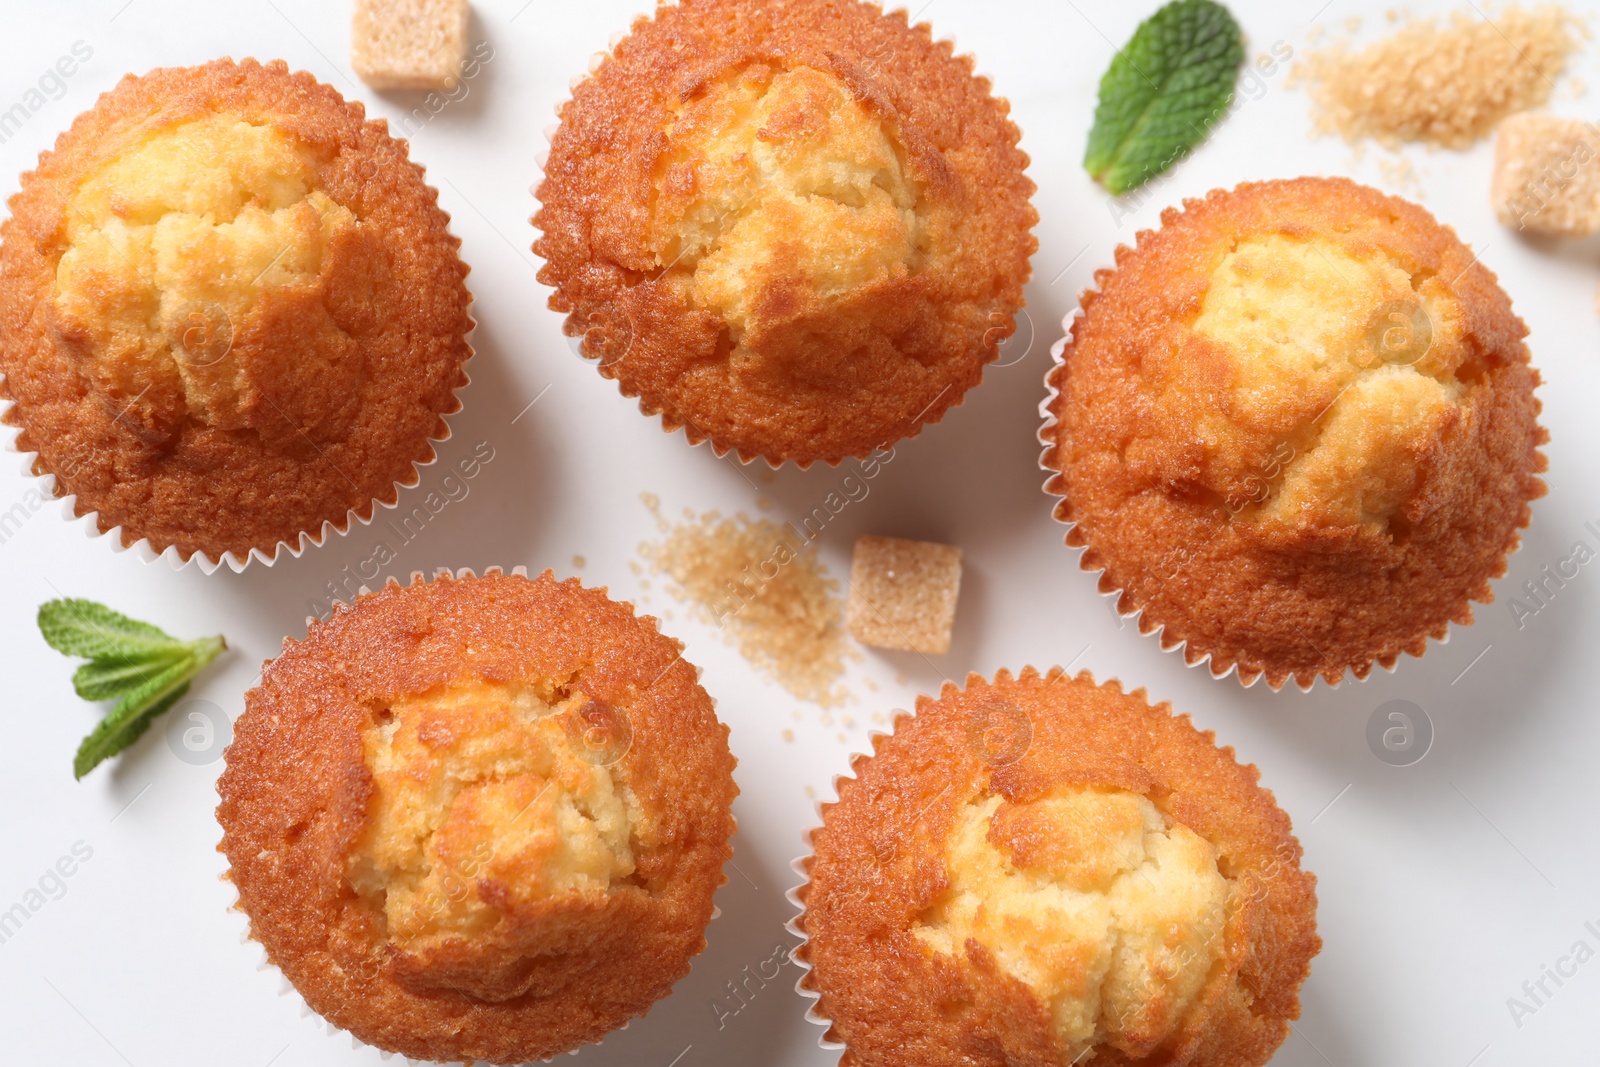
top-left (847, 535), bottom-right (963, 655)
top-left (1492, 113), bottom-right (1600, 236)
top-left (352, 0), bottom-right (470, 90)
top-left (640, 508), bottom-right (848, 706)
top-left (1294, 4), bottom-right (1580, 148)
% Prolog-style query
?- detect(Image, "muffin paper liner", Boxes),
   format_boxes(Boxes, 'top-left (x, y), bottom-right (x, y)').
top-left (528, 1), bottom-right (1026, 471)
top-left (0, 101), bottom-right (475, 576)
top-left (1036, 269), bottom-right (1546, 690)
top-left (783, 720), bottom-right (898, 1055)
top-left (0, 316), bottom-right (474, 575)
top-left (218, 565), bottom-right (728, 1065)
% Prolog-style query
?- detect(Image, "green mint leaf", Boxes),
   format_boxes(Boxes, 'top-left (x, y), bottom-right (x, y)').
top-left (74, 675), bottom-right (192, 780)
top-left (1084, 0), bottom-right (1244, 195)
top-left (38, 598), bottom-right (181, 659)
top-left (71, 634), bottom-right (226, 776)
top-left (37, 597), bottom-right (229, 778)
top-left (72, 650), bottom-right (190, 702)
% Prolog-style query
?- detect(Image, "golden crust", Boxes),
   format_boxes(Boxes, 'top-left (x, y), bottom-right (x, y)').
top-left (796, 668), bottom-right (1319, 1067)
top-left (0, 59), bottom-right (472, 561)
top-left (534, 0), bottom-right (1036, 466)
top-left (215, 570), bottom-right (738, 1064)
top-left (1042, 178), bottom-right (1548, 688)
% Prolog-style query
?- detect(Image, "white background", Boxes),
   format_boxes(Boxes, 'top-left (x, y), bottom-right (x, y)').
top-left (1, 0), bottom-right (1597, 1064)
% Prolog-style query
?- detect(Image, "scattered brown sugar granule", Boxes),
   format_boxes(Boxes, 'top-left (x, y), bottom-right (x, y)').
top-left (1492, 112), bottom-right (1600, 234)
top-left (641, 511), bottom-right (848, 706)
top-left (1378, 156), bottom-right (1426, 199)
top-left (847, 536), bottom-right (963, 655)
top-left (640, 492), bottom-right (667, 531)
top-left (1295, 4), bottom-right (1581, 148)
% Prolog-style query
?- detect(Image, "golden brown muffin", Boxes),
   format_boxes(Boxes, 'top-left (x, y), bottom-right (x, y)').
top-left (796, 668), bottom-right (1318, 1067)
top-left (216, 570), bottom-right (737, 1064)
top-left (535, 0), bottom-right (1036, 466)
top-left (0, 59), bottom-right (471, 564)
top-left (1042, 178), bottom-right (1547, 688)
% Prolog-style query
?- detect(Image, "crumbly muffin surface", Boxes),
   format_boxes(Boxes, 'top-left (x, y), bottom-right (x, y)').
top-left (0, 59), bottom-right (472, 561)
top-left (55, 115), bottom-right (363, 441)
top-left (536, 0), bottom-right (1036, 464)
top-left (217, 571), bottom-right (737, 1064)
top-left (1043, 178), bottom-right (1547, 687)
top-left (798, 668), bottom-right (1320, 1067)
top-left (913, 788), bottom-right (1229, 1061)
top-left (346, 679), bottom-right (639, 1002)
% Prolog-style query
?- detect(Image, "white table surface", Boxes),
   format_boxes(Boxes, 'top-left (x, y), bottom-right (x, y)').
top-left (1, 0), bottom-right (1597, 1063)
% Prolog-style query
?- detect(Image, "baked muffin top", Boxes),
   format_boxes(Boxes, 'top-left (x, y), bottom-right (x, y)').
top-left (797, 668), bottom-right (1318, 1067)
top-left (535, 0), bottom-right (1036, 465)
top-left (1043, 178), bottom-right (1547, 688)
top-left (0, 59), bottom-right (471, 563)
top-left (216, 570), bottom-right (737, 1064)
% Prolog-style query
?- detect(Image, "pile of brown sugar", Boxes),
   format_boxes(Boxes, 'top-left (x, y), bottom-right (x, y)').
top-left (1295, 4), bottom-right (1582, 148)
top-left (640, 505), bottom-right (849, 707)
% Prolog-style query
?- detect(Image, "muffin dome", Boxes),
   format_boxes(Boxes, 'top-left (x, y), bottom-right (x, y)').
top-left (216, 570), bottom-right (737, 1064)
top-left (1042, 178), bottom-right (1547, 687)
top-left (915, 786), bottom-right (1231, 1057)
top-left (0, 59), bottom-right (471, 563)
top-left (535, 0), bottom-right (1036, 465)
top-left (796, 668), bottom-right (1318, 1066)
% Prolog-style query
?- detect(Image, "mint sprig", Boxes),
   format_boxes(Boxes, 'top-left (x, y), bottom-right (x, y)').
top-left (1084, 0), bottom-right (1244, 195)
top-left (38, 599), bottom-right (226, 779)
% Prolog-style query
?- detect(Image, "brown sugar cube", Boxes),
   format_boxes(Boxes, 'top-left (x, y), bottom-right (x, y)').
top-left (848, 536), bottom-right (962, 655)
top-left (352, 0), bottom-right (469, 91)
top-left (1491, 112), bottom-right (1600, 236)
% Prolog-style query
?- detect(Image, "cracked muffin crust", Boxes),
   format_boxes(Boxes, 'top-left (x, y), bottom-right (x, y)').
top-left (535, 0), bottom-right (1036, 465)
top-left (0, 59), bottom-right (472, 562)
top-left (1042, 178), bottom-right (1547, 688)
top-left (216, 570), bottom-right (737, 1064)
top-left (796, 668), bottom-right (1319, 1067)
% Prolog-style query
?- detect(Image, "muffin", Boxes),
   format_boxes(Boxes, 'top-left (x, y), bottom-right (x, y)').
top-left (0, 59), bottom-right (472, 565)
top-left (216, 569), bottom-right (737, 1063)
top-left (795, 668), bottom-right (1318, 1067)
top-left (1042, 178), bottom-right (1547, 688)
top-left (535, 0), bottom-right (1036, 466)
